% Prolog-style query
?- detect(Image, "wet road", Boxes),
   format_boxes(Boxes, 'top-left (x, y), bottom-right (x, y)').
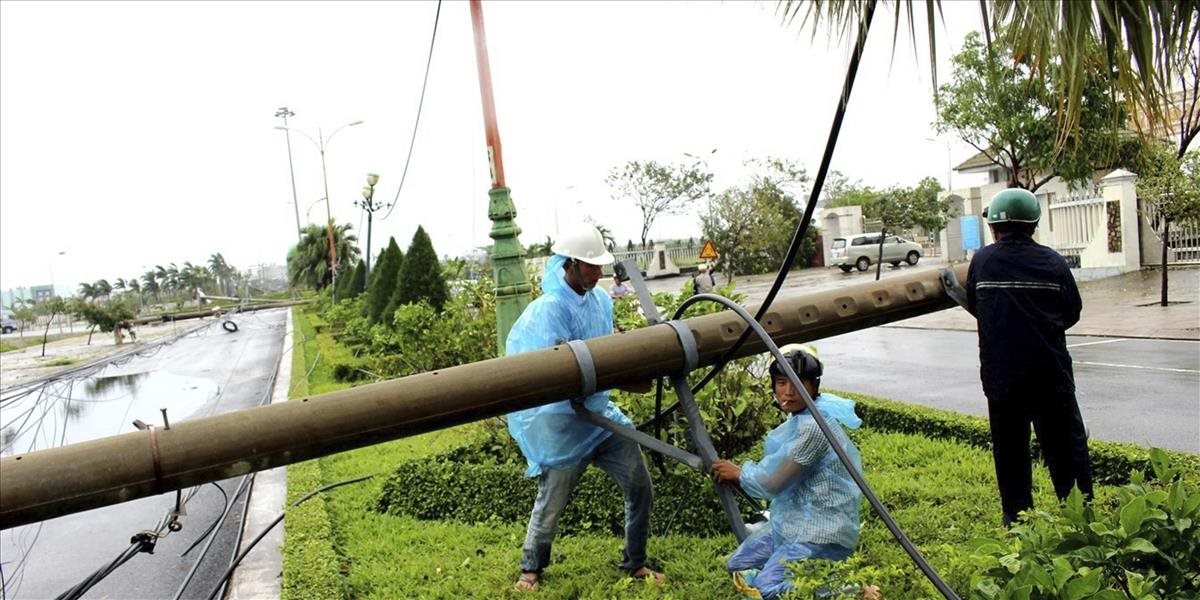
top-left (1, 309), bottom-right (287, 600)
top-left (816, 328), bottom-right (1200, 453)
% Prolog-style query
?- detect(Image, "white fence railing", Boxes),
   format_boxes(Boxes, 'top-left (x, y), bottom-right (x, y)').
top-left (1141, 200), bottom-right (1200, 264)
top-left (1044, 190), bottom-right (1107, 263)
top-left (609, 246), bottom-right (700, 273)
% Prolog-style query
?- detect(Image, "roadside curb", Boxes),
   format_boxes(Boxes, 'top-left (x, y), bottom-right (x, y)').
top-left (226, 309), bottom-right (290, 600)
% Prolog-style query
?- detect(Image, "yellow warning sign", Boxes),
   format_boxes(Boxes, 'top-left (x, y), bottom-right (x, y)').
top-left (699, 240), bottom-right (719, 260)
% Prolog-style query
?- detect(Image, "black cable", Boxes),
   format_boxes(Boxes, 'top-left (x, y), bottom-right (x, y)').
top-left (676, 292), bottom-right (959, 600)
top-left (380, 0), bottom-right (442, 221)
top-left (179, 482), bottom-right (230, 558)
top-left (640, 0), bottom-right (878, 431)
top-left (203, 474), bottom-right (377, 600)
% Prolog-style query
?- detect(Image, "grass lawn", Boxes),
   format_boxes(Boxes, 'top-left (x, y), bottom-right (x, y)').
top-left (281, 306), bottom-right (1177, 599)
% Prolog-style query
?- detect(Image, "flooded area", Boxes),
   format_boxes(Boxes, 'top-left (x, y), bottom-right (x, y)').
top-left (1, 368), bottom-right (219, 456)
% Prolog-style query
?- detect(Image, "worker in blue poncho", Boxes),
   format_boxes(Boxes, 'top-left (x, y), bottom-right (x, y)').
top-left (507, 223), bottom-right (664, 592)
top-left (712, 345), bottom-right (875, 600)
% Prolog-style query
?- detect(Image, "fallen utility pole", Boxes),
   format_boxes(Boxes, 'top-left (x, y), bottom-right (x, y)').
top-left (0, 264), bottom-right (967, 529)
top-left (129, 300), bottom-right (310, 326)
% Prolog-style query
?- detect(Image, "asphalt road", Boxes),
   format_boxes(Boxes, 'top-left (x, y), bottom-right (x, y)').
top-left (815, 327), bottom-right (1200, 454)
top-left (1, 309), bottom-right (286, 600)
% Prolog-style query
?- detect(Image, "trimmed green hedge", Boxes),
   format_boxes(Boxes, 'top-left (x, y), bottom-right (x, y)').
top-left (376, 459), bottom-right (733, 538)
top-left (837, 390), bottom-right (1200, 485)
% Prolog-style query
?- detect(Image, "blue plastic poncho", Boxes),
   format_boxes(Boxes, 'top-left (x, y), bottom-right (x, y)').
top-left (738, 393), bottom-right (863, 549)
top-left (505, 255), bottom-right (633, 477)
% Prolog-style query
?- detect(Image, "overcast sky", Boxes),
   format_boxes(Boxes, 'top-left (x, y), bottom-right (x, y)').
top-left (0, 0), bottom-right (987, 295)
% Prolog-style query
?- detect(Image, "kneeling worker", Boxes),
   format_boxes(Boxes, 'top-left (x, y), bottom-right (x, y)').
top-left (506, 223), bottom-right (664, 591)
top-left (712, 345), bottom-right (872, 600)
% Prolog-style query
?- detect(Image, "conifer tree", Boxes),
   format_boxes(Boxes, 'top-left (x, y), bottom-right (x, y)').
top-left (390, 225), bottom-right (448, 313)
top-left (364, 237), bottom-right (403, 322)
top-left (348, 259), bottom-right (367, 298)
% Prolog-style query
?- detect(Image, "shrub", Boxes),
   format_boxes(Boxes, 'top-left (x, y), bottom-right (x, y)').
top-left (376, 456), bottom-right (732, 538)
top-left (968, 449), bottom-right (1200, 599)
top-left (837, 390), bottom-right (1200, 485)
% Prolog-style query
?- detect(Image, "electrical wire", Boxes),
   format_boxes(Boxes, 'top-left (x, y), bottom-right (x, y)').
top-left (202, 474), bottom-right (377, 600)
top-left (379, 0), bottom-right (442, 222)
top-left (640, 0), bottom-right (877, 432)
top-left (673, 291), bottom-right (960, 600)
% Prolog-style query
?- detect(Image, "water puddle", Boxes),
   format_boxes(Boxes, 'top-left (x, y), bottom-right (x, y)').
top-left (1, 369), bottom-right (219, 456)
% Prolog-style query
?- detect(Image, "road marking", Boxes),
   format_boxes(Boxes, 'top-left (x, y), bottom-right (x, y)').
top-left (1068, 338), bottom-right (1129, 348)
top-left (1073, 360), bottom-right (1200, 374)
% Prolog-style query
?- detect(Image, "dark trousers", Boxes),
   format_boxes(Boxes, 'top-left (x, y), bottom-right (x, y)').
top-left (985, 386), bottom-right (1093, 524)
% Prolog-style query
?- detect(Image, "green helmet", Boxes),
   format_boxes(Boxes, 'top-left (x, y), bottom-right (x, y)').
top-left (986, 188), bottom-right (1040, 224)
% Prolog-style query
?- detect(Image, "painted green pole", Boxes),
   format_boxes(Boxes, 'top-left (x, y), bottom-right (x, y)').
top-left (470, 0), bottom-right (532, 354)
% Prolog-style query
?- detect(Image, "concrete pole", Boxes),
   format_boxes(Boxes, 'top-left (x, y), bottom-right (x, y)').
top-left (0, 264), bottom-right (966, 528)
top-left (470, 0), bottom-right (532, 355)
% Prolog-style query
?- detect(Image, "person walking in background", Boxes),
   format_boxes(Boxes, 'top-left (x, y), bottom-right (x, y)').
top-left (967, 188), bottom-right (1093, 526)
top-left (692, 263), bottom-right (716, 295)
top-left (609, 274), bottom-right (631, 299)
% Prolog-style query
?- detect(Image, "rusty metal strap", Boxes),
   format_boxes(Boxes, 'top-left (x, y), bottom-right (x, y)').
top-left (565, 339), bottom-right (596, 398)
top-left (147, 425), bottom-right (164, 493)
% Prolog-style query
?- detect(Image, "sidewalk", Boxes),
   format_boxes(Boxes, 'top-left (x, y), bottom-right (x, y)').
top-left (890, 266), bottom-right (1200, 340)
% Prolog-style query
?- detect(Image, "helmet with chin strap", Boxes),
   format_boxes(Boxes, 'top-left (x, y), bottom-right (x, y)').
top-left (769, 344), bottom-right (823, 381)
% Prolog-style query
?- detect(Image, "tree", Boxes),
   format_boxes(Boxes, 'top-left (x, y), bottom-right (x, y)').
top-left (936, 31), bottom-right (1138, 192)
top-left (39, 296), bottom-right (66, 357)
top-left (287, 223), bottom-right (360, 291)
top-left (348, 259), bottom-right (367, 298)
top-left (606, 159), bottom-right (712, 248)
top-left (365, 237), bottom-right (403, 323)
top-left (77, 282), bottom-right (95, 304)
top-left (1137, 146), bottom-right (1200, 305)
top-left (390, 225), bottom-right (448, 315)
top-left (208, 252), bottom-right (235, 296)
top-left (525, 236), bottom-right (554, 258)
top-left (862, 177), bottom-right (952, 280)
top-left (782, 1), bottom-right (1199, 155)
top-left (141, 270), bottom-right (161, 304)
top-left (699, 159), bottom-right (816, 280)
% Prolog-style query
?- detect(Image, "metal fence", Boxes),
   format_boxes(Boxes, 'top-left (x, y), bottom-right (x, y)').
top-left (1141, 199), bottom-right (1200, 264)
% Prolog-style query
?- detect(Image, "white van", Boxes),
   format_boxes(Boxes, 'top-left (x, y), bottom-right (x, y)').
top-left (829, 233), bottom-right (923, 273)
top-left (1, 309), bottom-right (17, 334)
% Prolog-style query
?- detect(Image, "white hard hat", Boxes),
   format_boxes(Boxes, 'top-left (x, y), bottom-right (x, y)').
top-left (552, 224), bottom-right (614, 265)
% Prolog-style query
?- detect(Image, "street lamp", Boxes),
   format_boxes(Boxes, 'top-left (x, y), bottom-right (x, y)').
top-left (274, 107), bottom-right (303, 244)
top-left (273, 119), bottom-right (363, 297)
top-left (355, 173), bottom-right (391, 277)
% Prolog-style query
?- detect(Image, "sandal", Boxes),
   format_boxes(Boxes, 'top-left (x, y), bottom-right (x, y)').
top-left (513, 571), bottom-right (540, 592)
top-left (629, 566), bottom-right (666, 584)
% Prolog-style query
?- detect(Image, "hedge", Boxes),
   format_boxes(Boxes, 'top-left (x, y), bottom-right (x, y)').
top-left (837, 389), bottom-right (1200, 485)
top-left (376, 459), bottom-right (734, 538)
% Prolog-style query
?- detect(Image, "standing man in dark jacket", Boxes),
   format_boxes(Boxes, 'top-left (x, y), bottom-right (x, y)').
top-left (966, 188), bottom-right (1093, 525)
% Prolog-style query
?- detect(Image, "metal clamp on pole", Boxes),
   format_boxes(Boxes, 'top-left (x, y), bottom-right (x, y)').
top-left (662, 323), bottom-right (749, 541)
top-left (564, 339), bottom-right (703, 470)
top-left (939, 267), bottom-right (969, 310)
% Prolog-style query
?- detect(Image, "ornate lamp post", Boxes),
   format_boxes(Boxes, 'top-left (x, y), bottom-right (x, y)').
top-left (355, 172), bottom-right (390, 276)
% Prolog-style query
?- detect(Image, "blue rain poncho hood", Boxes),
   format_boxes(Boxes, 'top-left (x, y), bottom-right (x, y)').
top-left (505, 254), bottom-right (632, 476)
top-left (737, 392), bottom-right (863, 549)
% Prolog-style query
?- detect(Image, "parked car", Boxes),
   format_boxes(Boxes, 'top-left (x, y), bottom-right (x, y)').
top-left (829, 233), bottom-right (923, 273)
top-left (1, 316), bottom-right (17, 334)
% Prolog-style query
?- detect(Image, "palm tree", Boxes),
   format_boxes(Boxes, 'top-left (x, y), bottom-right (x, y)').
top-left (780, 1), bottom-right (1198, 151)
top-left (141, 271), bottom-right (161, 304)
top-left (208, 252), bottom-right (234, 296)
top-left (288, 223), bottom-right (360, 290)
top-left (92, 279), bottom-right (112, 303)
top-left (77, 282), bottom-right (95, 303)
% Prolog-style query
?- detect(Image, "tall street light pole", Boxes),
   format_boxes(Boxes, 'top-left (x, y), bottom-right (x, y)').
top-left (275, 107), bottom-right (303, 243)
top-left (274, 120), bottom-right (363, 299)
top-left (470, 0), bottom-right (532, 355)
